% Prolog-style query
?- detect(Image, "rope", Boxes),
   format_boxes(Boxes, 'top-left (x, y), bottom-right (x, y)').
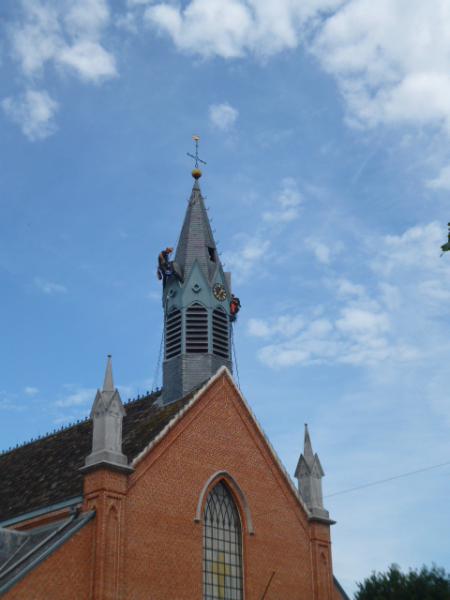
top-left (231, 324), bottom-right (241, 390)
top-left (152, 327), bottom-right (164, 392)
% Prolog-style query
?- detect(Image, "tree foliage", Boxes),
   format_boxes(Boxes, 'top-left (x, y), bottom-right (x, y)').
top-left (355, 564), bottom-right (450, 600)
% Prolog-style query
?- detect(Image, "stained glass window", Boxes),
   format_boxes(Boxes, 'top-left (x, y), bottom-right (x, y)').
top-left (203, 482), bottom-right (243, 600)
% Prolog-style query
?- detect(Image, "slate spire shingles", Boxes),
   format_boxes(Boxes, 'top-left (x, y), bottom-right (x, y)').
top-left (174, 179), bottom-right (220, 283)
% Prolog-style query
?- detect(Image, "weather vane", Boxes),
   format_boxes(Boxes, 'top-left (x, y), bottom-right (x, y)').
top-left (187, 135), bottom-right (206, 179)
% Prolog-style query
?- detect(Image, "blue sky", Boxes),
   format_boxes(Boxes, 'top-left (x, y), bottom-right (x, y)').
top-left (2, 0), bottom-right (450, 595)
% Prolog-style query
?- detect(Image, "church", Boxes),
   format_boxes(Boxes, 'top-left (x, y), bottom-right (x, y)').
top-left (0, 162), bottom-right (350, 600)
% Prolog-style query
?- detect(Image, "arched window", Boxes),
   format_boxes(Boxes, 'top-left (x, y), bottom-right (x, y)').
top-left (212, 308), bottom-right (229, 359)
top-left (203, 482), bottom-right (243, 600)
top-left (165, 308), bottom-right (182, 359)
top-left (186, 303), bottom-right (209, 354)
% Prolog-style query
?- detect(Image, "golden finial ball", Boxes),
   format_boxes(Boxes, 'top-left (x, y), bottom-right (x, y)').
top-left (192, 168), bottom-right (202, 179)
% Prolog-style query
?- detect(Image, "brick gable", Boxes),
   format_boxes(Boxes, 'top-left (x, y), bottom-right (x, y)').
top-left (121, 370), bottom-right (324, 600)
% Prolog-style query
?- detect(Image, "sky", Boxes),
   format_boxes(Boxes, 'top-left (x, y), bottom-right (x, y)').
top-left (1, 0), bottom-right (450, 595)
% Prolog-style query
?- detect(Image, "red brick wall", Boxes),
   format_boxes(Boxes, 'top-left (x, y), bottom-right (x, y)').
top-left (4, 371), bottom-right (336, 600)
top-left (310, 521), bottom-right (334, 600)
top-left (122, 373), bottom-right (331, 600)
top-left (4, 520), bottom-right (94, 600)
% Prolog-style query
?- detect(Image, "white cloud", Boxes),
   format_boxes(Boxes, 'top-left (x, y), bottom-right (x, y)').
top-left (336, 279), bottom-right (366, 298)
top-left (11, 0), bottom-right (61, 77)
top-left (378, 282), bottom-right (401, 311)
top-left (223, 236), bottom-right (271, 283)
top-left (372, 222), bottom-right (444, 277)
top-left (64, 0), bottom-right (110, 36)
top-left (58, 40), bottom-right (117, 82)
top-left (0, 391), bottom-right (20, 412)
top-left (336, 307), bottom-right (389, 338)
top-left (262, 177), bottom-right (302, 224)
top-left (10, 0), bottom-right (116, 81)
top-left (247, 319), bottom-right (271, 338)
top-left (248, 315), bottom-right (305, 338)
top-left (34, 277), bottom-right (67, 295)
top-left (305, 238), bottom-right (332, 265)
top-left (222, 177), bottom-right (306, 284)
top-left (311, 0), bottom-right (450, 133)
top-left (427, 164), bottom-right (450, 191)
top-left (24, 386), bottom-right (39, 396)
top-left (2, 90), bottom-right (59, 141)
top-left (208, 102), bottom-right (238, 131)
top-left (145, 0), bottom-right (342, 58)
top-left (5, 0), bottom-right (117, 139)
top-left (55, 386), bottom-right (95, 407)
top-left (115, 12), bottom-right (139, 33)
top-left (142, 1), bottom-right (450, 183)
top-left (252, 223), bottom-right (450, 369)
top-left (257, 304), bottom-right (418, 369)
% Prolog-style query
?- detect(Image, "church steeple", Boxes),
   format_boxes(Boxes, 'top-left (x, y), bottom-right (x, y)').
top-left (294, 424), bottom-right (329, 520)
top-left (162, 155), bottom-right (233, 404)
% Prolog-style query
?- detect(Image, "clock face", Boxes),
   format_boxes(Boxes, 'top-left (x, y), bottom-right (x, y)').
top-left (213, 283), bottom-right (227, 302)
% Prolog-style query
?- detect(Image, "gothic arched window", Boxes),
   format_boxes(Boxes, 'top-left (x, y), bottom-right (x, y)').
top-left (203, 482), bottom-right (243, 600)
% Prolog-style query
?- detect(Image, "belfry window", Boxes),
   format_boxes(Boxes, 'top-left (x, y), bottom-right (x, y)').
top-left (186, 303), bottom-right (209, 354)
top-left (208, 246), bottom-right (216, 262)
top-left (203, 482), bottom-right (243, 600)
top-left (212, 308), bottom-right (229, 359)
top-left (165, 308), bottom-right (182, 359)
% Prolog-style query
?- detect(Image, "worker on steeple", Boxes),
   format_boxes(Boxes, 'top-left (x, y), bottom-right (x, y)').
top-left (230, 294), bottom-right (241, 322)
top-left (157, 247), bottom-right (174, 285)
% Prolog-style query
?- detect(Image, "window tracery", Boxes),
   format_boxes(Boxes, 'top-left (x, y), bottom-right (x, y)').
top-left (203, 482), bottom-right (243, 600)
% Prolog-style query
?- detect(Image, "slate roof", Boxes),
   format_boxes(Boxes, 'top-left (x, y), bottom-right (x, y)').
top-left (0, 511), bottom-right (94, 595)
top-left (0, 390), bottom-right (192, 523)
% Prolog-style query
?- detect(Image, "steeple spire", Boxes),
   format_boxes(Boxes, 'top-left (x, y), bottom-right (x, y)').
top-left (294, 424), bottom-right (329, 520)
top-left (83, 356), bottom-right (131, 472)
top-left (103, 354), bottom-right (114, 392)
top-left (161, 146), bottom-right (234, 404)
top-left (303, 423), bottom-right (314, 463)
top-left (174, 180), bottom-right (220, 283)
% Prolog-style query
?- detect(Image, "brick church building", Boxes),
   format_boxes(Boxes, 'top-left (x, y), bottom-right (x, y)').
top-left (0, 166), bottom-right (349, 599)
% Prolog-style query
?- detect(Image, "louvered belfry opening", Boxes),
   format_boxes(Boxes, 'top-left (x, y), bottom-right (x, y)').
top-left (212, 308), bottom-right (229, 359)
top-left (186, 302), bottom-right (209, 354)
top-left (165, 308), bottom-right (182, 359)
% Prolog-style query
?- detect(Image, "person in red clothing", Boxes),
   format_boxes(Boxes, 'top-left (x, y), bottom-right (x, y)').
top-left (230, 295), bottom-right (241, 321)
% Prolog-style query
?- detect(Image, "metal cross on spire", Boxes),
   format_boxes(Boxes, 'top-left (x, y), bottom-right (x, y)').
top-left (187, 135), bottom-right (207, 169)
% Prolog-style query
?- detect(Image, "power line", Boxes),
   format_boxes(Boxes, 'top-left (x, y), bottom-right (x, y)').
top-left (325, 460), bottom-right (450, 499)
